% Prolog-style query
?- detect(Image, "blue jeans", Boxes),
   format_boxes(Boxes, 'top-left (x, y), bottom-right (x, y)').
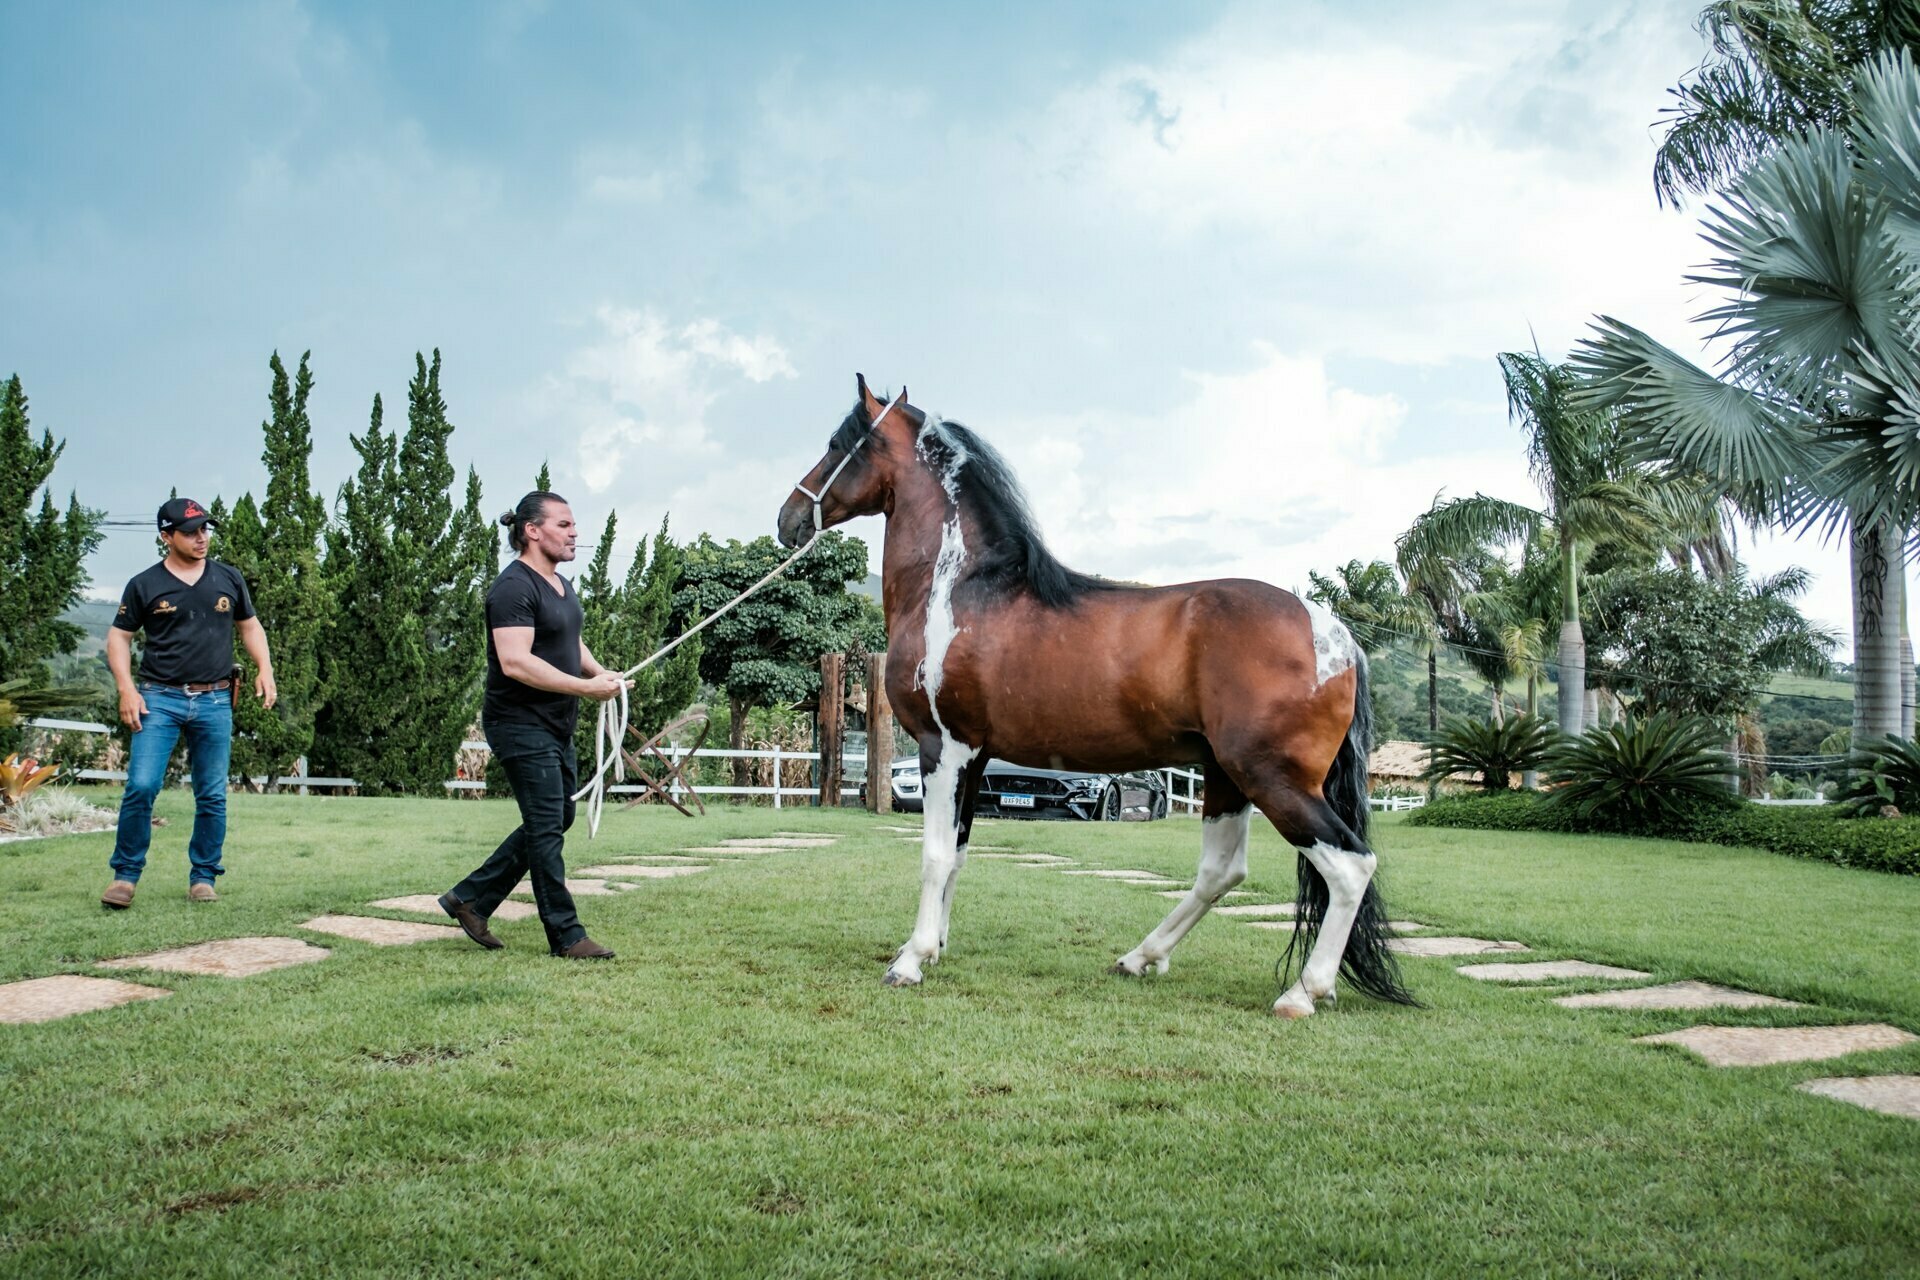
top-left (111, 683), bottom-right (233, 886)
top-left (449, 720), bottom-right (586, 953)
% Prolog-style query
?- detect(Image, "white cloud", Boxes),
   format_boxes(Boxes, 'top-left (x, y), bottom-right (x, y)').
top-left (556, 306), bottom-right (796, 495)
top-left (977, 343), bottom-right (1535, 592)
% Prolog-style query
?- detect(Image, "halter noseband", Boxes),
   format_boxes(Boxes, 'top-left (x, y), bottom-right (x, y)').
top-left (792, 391), bottom-right (906, 534)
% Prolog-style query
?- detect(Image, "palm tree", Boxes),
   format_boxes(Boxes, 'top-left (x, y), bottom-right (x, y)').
top-left (1653, 0), bottom-right (1920, 208)
top-left (1397, 353), bottom-right (1672, 733)
top-left (1573, 50), bottom-right (1920, 741)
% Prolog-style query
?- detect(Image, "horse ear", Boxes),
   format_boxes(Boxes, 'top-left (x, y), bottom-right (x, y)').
top-left (899, 383), bottom-right (907, 403)
top-left (856, 372), bottom-right (884, 416)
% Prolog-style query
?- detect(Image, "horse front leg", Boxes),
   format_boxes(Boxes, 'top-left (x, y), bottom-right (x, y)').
top-left (885, 738), bottom-right (982, 987)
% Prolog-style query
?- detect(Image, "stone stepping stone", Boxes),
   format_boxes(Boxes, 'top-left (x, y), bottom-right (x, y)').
top-left (615, 854), bottom-right (712, 864)
top-left (722, 838), bottom-right (836, 848)
top-left (1555, 980), bottom-right (1802, 1010)
top-left (302, 915), bottom-right (464, 945)
top-left (508, 878), bottom-right (634, 898)
top-left (1798, 1075), bottom-right (1920, 1120)
top-left (1159, 890), bottom-right (1250, 900)
top-left (368, 896), bottom-right (541, 922)
top-left (1061, 869), bottom-right (1174, 880)
top-left (1456, 960), bottom-right (1651, 983)
top-left (1249, 920), bottom-right (1427, 933)
top-left (572, 864), bottom-right (708, 879)
top-left (1388, 936), bottom-right (1530, 958)
top-left (0, 975), bottom-right (170, 1024)
top-left (1213, 903), bottom-right (1296, 917)
top-left (99, 937), bottom-right (331, 977)
top-left (1004, 854), bottom-right (1074, 865)
top-left (878, 825), bottom-right (921, 832)
top-left (680, 848), bottom-right (757, 856)
top-left (1635, 1023), bottom-right (1917, 1068)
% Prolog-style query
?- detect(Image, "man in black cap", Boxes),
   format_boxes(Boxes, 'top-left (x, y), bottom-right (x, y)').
top-left (100, 498), bottom-right (276, 908)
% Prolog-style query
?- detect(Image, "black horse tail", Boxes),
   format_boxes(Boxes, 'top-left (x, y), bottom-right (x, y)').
top-left (1281, 650), bottom-right (1419, 1007)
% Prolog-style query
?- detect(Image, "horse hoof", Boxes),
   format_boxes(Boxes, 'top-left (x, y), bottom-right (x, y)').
top-left (1271, 1002), bottom-right (1313, 1020)
top-left (883, 969), bottom-right (921, 988)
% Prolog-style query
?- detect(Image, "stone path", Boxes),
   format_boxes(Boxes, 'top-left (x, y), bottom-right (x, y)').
top-left (572, 864), bottom-right (709, 880)
top-left (99, 937), bottom-right (330, 977)
top-left (1213, 902), bottom-right (1296, 917)
top-left (1456, 960), bottom-right (1650, 983)
top-left (509, 878), bottom-right (636, 898)
top-left (370, 895), bottom-right (541, 921)
top-left (1389, 936), bottom-right (1530, 958)
top-left (1636, 1023), bottom-right (1917, 1068)
top-left (0, 974), bottom-right (169, 1024)
top-left (1250, 919), bottom-right (1425, 933)
top-left (1797, 1075), bottom-right (1920, 1120)
top-left (302, 915), bottom-right (464, 946)
top-left (1554, 980), bottom-right (1801, 1010)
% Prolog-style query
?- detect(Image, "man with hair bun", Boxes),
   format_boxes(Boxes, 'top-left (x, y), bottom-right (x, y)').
top-left (439, 489), bottom-right (628, 959)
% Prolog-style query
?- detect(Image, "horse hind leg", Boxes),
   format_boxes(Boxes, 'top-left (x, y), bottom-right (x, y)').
top-left (1114, 765), bottom-right (1249, 977)
top-left (1232, 773), bottom-right (1403, 1019)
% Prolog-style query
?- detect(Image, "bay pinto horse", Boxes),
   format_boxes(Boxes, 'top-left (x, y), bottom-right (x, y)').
top-left (776, 376), bottom-right (1415, 1018)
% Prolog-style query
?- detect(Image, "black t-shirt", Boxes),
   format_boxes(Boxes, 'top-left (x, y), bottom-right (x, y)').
top-left (483, 560), bottom-right (584, 739)
top-left (112, 560), bottom-right (256, 686)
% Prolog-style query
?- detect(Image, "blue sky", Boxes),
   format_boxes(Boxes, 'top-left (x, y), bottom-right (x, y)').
top-left (0, 0), bottom-right (1886, 642)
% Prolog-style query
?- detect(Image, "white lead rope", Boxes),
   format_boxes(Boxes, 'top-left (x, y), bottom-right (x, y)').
top-left (572, 391), bottom-right (905, 836)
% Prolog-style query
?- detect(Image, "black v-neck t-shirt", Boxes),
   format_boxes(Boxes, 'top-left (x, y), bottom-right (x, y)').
top-left (483, 560), bottom-right (584, 739)
top-left (112, 560), bottom-right (256, 685)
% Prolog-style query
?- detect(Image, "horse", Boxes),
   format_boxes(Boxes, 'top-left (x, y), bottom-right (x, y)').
top-left (776, 375), bottom-right (1415, 1018)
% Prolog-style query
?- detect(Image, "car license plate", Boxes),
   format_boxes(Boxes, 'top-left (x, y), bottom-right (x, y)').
top-left (1000, 793), bottom-right (1034, 808)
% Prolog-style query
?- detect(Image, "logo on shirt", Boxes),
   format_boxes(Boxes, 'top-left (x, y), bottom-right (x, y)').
top-left (152, 599), bottom-right (177, 616)
top-left (117, 603), bottom-right (128, 617)
top-left (216, 595), bottom-right (231, 613)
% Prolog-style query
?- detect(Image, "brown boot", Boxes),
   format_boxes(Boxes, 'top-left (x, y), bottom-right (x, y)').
top-left (100, 880), bottom-right (136, 910)
top-left (438, 893), bottom-right (504, 950)
top-left (555, 937), bottom-right (615, 960)
top-left (187, 883), bottom-right (219, 903)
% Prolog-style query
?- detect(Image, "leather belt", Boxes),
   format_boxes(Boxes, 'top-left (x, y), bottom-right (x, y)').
top-left (150, 678), bottom-right (234, 694)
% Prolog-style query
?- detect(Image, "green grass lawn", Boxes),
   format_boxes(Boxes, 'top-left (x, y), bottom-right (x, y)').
top-left (2, 794), bottom-right (1917, 1278)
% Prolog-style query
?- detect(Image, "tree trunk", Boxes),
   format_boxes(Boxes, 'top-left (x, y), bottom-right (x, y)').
top-left (1556, 534), bottom-right (1585, 734)
top-left (729, 693), bottom-right (752, 791)
top-left (1900, 558), bottom-right (1915, 741)
top-left (1427, 646), bottom-right (1438, 736)
top-left (1521, 672), bottom-right (1539, 790)
top-left (1852, 517), bottom-right (1904, 742)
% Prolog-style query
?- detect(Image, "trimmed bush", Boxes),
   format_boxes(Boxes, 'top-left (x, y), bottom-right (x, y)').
top-left (1408, 790), bottom-right (1920, 875)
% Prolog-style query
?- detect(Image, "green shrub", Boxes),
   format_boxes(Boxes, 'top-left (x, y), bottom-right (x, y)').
top-left (1834, 735), bottom-right (1920, 817)
top-left (1424, 713), bottom-right (1560, 792)
top-left (1408, 790), bottom-right (1920, 875)
top-left (1545, 713), bottom-right (1737, 826)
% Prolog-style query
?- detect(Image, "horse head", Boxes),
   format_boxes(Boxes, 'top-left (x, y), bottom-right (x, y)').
top-left (777, 373), bottom-right (915, 547)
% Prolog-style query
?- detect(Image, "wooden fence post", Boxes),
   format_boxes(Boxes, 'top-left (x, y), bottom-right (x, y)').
top-left (818, 652), bottom-right (844, 808)
top-left (867, 651), bottom-right (891, 814)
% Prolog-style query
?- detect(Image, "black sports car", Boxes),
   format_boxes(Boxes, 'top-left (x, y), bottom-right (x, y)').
top-left (889, 757), bottom-right (1170, 821)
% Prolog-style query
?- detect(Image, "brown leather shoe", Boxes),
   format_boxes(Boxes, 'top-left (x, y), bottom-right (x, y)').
top-left (555, 937), bottom-right (615, 960)
top-left (100, 880), bottom-right (136, 909)
top-left (439, 893), bottom-right (504, 950)
top-left (187, 883), bottom-right (219, 903)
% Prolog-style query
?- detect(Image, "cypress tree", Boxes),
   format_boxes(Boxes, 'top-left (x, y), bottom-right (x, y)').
top-left (0, 375), bottom-right (103, 685)
top-left (315, 354), bottom-right (493, 793)
top-left (218, 353), bottom-right (332, 789)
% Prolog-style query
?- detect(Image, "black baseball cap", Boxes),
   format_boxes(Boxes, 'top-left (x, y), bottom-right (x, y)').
top-left (157, 497), bottom-right (218, 534)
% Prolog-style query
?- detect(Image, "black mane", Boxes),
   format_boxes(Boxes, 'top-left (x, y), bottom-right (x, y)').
top-left (913, 413), bottom-right (1124, 609)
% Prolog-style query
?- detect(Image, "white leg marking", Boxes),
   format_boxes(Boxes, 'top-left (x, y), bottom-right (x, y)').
top-left (1114, 808), bottom-right (1250, 977)
top-left (939, 842), bottom-right (968, 950)
top-left (888, 454), bottom-right (979, 989)
top-left (1272, 840), bottom-right (1376, 1019)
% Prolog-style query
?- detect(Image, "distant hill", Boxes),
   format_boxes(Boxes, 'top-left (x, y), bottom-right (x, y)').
top-left (853, 573), bottom-right (882, 601)
top-left (60, 600), bottom-right (118, 657)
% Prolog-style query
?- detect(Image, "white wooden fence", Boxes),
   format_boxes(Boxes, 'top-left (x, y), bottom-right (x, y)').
top-left (25, 719), bottom-right (1418, 813)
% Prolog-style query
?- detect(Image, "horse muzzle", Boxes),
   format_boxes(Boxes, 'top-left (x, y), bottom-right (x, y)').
top-left (776, 494), bottom-right (814, 548)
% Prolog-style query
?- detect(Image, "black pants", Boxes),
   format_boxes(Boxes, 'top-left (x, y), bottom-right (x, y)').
top-left (450, 720), bottom-right (586, 953)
